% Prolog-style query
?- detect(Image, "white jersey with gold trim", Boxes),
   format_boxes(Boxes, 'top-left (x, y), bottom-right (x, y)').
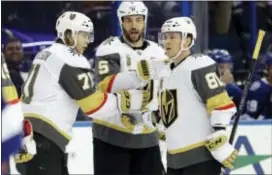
top-left (160, 54), bottom-right (236, 169)
top-left (94, 36), bottom-right (167, 148)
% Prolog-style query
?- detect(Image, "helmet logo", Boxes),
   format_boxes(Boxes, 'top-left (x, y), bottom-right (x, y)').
top-left (185, 19), bottom-right (191, 24)
top-left (69, 14), bottom-right (76, 20)
top-left (130, 6), bottom-right (136, 11)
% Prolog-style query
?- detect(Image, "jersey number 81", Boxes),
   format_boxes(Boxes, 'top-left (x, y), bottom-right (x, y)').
top-left (205, 72), bottom-right (224, 89)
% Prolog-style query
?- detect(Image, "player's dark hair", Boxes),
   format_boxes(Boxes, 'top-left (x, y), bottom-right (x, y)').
top-left (55, 30), bottom-right (73, 46)
top-left (3, 37), bottom-right (21, 50)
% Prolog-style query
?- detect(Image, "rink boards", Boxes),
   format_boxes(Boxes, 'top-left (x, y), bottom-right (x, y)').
top-left (10, 120), bottom-right (272, 174)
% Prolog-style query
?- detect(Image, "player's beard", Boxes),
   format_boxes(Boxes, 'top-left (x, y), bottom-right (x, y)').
top-left (123, 27), bottom-right (144, 43)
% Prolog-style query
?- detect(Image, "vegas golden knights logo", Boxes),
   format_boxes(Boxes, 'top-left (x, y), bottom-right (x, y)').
top-left (160, 89), bottom-right (178, 128)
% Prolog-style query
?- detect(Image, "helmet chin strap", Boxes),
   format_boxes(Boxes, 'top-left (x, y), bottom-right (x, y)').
top-left (170, 33), bottom-right (194, 61)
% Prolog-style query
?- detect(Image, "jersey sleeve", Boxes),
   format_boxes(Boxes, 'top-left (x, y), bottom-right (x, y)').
top-left (58, 63), bottom-right (118, 117)
top-left (94, 52), bottom-right (121, 92)
top-left (95, 42), bottom-right (143, 93)
top-left (95, 53), bottom-right (122, 82)
top-left (225, 83), bottom-right (242, 107)
top-left (191, 63), bottom-right (235, 114)
top-left (1, 55), bottom-right (19, 104)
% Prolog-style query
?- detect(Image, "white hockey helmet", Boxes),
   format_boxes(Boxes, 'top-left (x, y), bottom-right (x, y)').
top-left (117, 2), bottom-right (148, 31)
top-left (56, 11), bottom-right (94, 44)
top-left (161, 17), bottom-right (197, 48)
top-left (160, 17), bottom-right (197, 59)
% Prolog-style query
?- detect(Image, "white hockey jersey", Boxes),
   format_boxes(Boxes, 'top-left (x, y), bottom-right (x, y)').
top-left (94, 36), bottom-right (167, 148)
top-left (21, 43), bottom-right (128, 152)
top-left (160, 54), bottom-right (236, 169)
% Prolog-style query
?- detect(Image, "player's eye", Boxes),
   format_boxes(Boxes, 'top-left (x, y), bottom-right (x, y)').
top-left (123, 18), bottom-right (132, 23)
top-left (162, 34), bottom-right (169, 40)
top-left (170, 35), bottom-right (176, 40)
top-left (136, 17), bottom-right (144, 23)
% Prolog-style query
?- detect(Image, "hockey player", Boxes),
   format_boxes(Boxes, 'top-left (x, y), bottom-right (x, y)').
top-left (94, 2), bottom-right (167, 174)
top-left (208, 49), bottom-right (242, 107)
top-left (159, 17), bottom-right (238, 175)
top-left (242, 51), bottom-right (272, 119)
top-left (17, 11), bottom-right (149, 175)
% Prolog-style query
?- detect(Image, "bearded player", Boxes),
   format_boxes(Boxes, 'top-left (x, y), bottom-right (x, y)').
top-left (94, 2), bottom-right (167, 174)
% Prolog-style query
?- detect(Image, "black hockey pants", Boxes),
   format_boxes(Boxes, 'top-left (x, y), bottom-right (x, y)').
top-left (16, 133), bottom-right (69, 175)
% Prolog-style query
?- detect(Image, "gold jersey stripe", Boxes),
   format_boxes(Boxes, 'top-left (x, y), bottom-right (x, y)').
top-left (206, 92), bottom-right (234, 114)
top-left (168, 141), bottom-right (207, 154)
top-left (76, 91), bottom-right (107, 115)
top-left (24, 113), bottom-right (71, 140)
top-left (97, 74), bottom-right (116, 93)
top-left (93, 119), bottom-right (156, 134)
top-left (2, 85), bottom-right (18, 102)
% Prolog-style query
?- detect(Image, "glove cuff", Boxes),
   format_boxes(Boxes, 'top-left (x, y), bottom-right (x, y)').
top-left (115, 90), bottom-right (144, 114)
top-left (206, 130), bottom-right (238, 169)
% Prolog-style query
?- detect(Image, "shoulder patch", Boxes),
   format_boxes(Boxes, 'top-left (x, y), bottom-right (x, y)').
top-left (34, 51), bottom-right (52, 61)
top-left (96, 37), bottom-right (120, 57)
top-left (101, 36), bottom-right (116, 46)
top-left (191, 54), bottom-right (206, 59)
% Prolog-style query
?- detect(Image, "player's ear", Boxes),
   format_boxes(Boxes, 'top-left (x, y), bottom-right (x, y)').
top-left (64, 30), bottom-right (74, 46)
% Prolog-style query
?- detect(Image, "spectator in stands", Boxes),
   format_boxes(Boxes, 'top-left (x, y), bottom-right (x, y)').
top-left (209, 1), bottom-right (233, 34)
top-left (207, 49), bottom-right (242, 107)
top-left (263, 92), bottom-right (272, 119)
top-left (261, 51), bottom-right (272, 119)
top-left (232, 2), bottom-right (272, 34)
top-left (241, 50), bottom-right (272, 120)
top-left (3, 37), bottom-right (24, 96)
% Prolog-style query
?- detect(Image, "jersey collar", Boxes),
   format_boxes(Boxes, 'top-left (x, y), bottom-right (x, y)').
top-left (119, 36), bottom-right (149, 50)
top-left (170, 53), bottom-right (192, 70)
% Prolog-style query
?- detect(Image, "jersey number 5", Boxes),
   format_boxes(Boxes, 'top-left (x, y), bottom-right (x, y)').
top-left (98, 60), bottom-right (109, 75)
top-left (205, 72), bottom-right (224, 89)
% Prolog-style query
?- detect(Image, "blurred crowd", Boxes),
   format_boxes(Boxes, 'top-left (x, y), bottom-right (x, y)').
top-left (1, 1), bottom-right (272, 120)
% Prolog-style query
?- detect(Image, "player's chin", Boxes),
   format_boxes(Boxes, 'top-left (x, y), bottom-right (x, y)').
top-left (129, 35), bottom-right (141, 42)
top-left (165, 50), bottom-right (173, 58)
top-left (79, 47), bottom-right (87, 54)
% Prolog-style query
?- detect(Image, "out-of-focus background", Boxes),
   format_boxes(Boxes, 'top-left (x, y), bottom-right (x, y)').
top-left (1, 1), bottom-right (272, 120)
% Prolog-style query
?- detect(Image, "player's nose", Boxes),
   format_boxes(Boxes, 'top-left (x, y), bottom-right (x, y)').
top-left (164, 39), bottom-right (171, 46)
